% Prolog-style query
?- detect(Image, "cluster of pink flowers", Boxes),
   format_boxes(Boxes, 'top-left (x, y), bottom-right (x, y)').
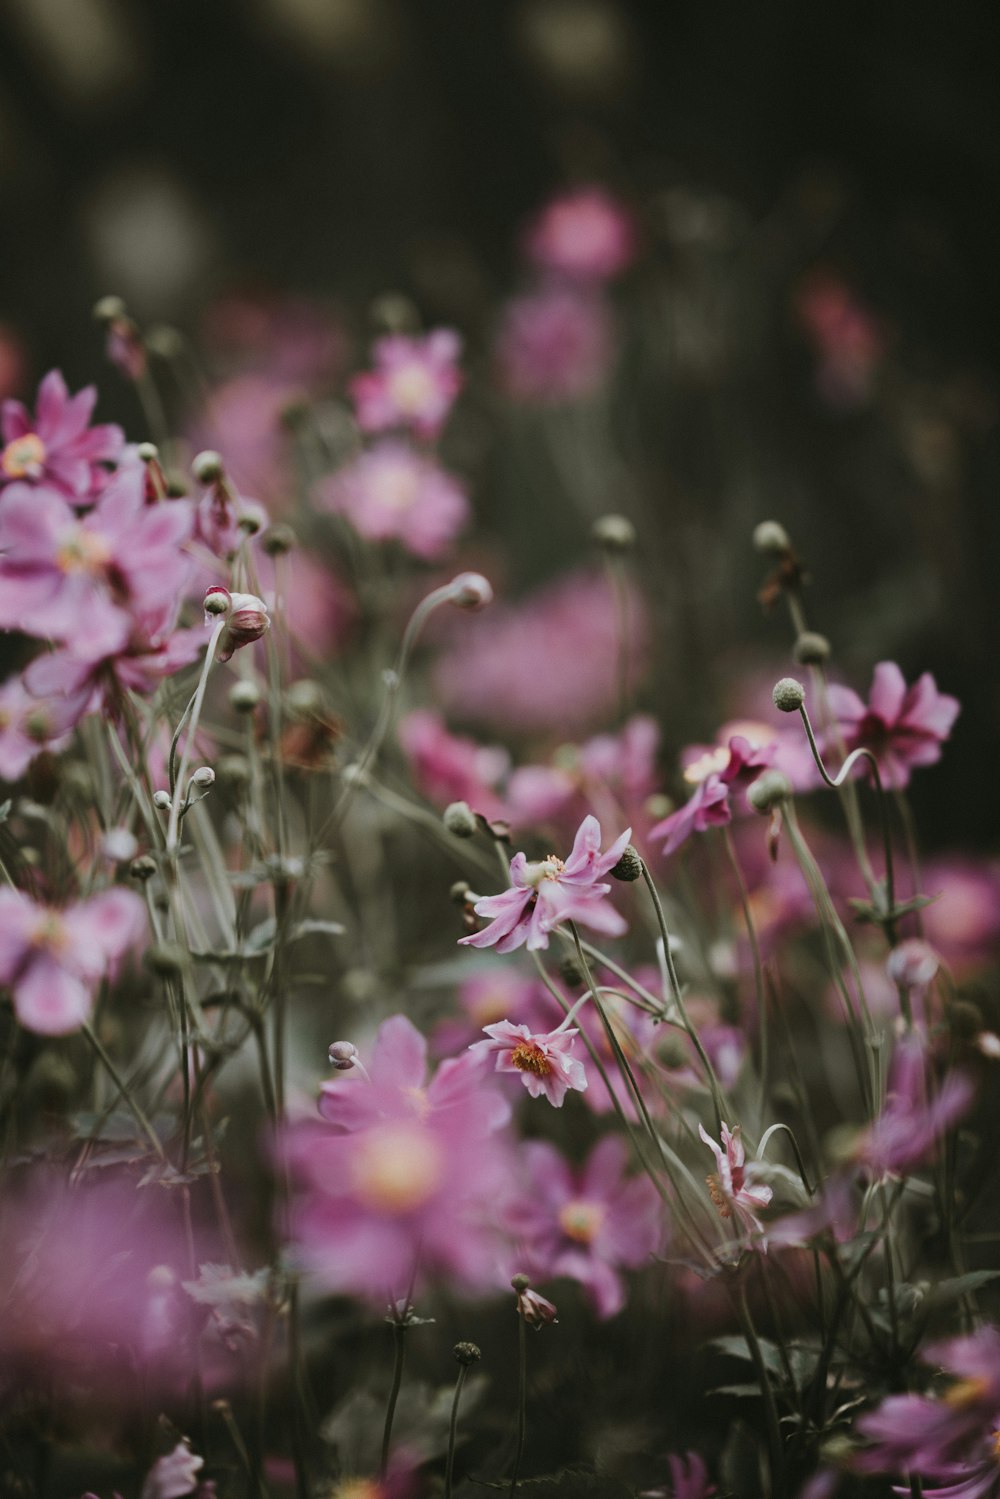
top-left (1, 369), bottom-right (123, 503)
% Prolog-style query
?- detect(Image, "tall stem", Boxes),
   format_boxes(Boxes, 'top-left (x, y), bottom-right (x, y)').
top-left (510, 1309), bottom-right (527, 1497)
top-left (166, 621), bottom-right (224, 852)
top-left (380, 1320), bottom-right (407, 1478)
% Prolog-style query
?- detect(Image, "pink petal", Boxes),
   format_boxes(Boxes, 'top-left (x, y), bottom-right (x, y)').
top-left (369, 1014), bottom-right (428, 1090)
top-left (15, 953), bottom-right (93, 1035)
top-left (869, 662), bottom-right (908, 724)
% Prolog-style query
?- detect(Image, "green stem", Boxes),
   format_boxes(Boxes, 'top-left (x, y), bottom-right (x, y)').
top-left (445, 1364), bottom-right (469, 1499)
top-left (510, 1309), bottom-right (527, 1496)
top-left (380, 1320), bottom-right (407, 1478)
top-left (82, 1022), bottom-right (166, 1162)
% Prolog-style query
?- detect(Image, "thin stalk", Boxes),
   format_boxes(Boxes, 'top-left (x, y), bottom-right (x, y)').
top-left (721, 827), bottom-right (769, 1116)
top-left (167, 621), bottom-right (224, 852)
top-left (735, 1282), bottom-right (785, 1497)
top-left (510, 1309), bottom-right (527, 1497)
top-left (445, 1363), bottom-right (471, 1499)
top-left (380, 1320), bottom-right (407, 1478)
top-left (82, 1022), bottom-right (166, 1162)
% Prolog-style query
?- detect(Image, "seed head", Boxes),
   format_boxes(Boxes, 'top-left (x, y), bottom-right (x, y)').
top-left (443, 801), bottom-right (478, 839)
top-left (261, 523), bottom-right (296, 556)
top-left (609, 844), bottom-right (643, 882)
top-left (192, 450), bottom-right (225, 485)
top-left (453, 1341), bottom-right (482, 1366)
top-left (793, 631), bottom-right (831, 666)
top-left (747, 770), bottom-right (792, 813)
top-left (229, 679), bottom-right (262, 713)
top-left (130, 854), bottom-right (158, 881)
top-left (753, 520), bottom-right (791, 555)
top-left (772, 677), bottom-right (805, 713)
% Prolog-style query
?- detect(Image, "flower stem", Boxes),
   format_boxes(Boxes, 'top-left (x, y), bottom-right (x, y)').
top-left (510, 1306), bottom-right (527, 1496)
top-left (82, 1022), bottom-right (166, 1162)
top-left (445, 1363), bottom-right (470, 1499)
top-left (380, 1319), bottom-right (407, 1478)
top-left (167, 620), bottom-right (225, 852)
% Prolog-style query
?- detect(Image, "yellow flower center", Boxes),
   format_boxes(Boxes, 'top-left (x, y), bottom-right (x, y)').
top-left (331, 1481), bottom-right (382, 1499)
top-left (558, 1198), bottom-right (605, 1245)
top-left (2, 432), bottom-right (47, 479)
top-left (351, 1122), bottom-right (444, 1214)
top-left (944, 1375), bottom-right (991, 1408)
top-left (510, 1040), bottom-right (552, 1076)
top-left (387, 363), bottom-right (437, 414)
top-left (683, 746), bottom-right (730, 785)
top-left (706, 1173), bottom-right (732, 1219)
top-left (55, 528), bottom-right (113, 576)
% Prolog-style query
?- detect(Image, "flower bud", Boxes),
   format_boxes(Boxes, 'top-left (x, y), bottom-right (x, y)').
top-left (92, 294), bottom-right (128, 323)
top-left (216, 753), bottom-right (251, 789)
top-left (453, 1341), bottom-right (482, 1365)
top-left (772, 677), bottom-right (805, 713)
top-left (130, 854), bottom-right (158, 881)
top-left (152, 790), bottom-right (172, 811)
top-left (261, 523), bottom-right (296, 557)
top-left (512, 1279), bottom-right (558, 1327)
top-left (136, 442), bottom-right (159, 463)
top-left (216, 593), bottom-right (271, 663)
top-left (510, 1273), bottom-right (531, 1293)
top-left (189, 766), bottom-right (215, 789)
top-left (450, 880), bottom-right (472, 905)
top-left (145, 324), bottom-right (184, 359)
top-left (753, 520), bottom-right (791, 555)
top-left (443, 801), bottom-right (478, 838)
top-left (447, 572), bottom-right (493, 610)
top-left (609, 844), bottom-right (643, 882)
top-left (204, 586), bottom-right (232, 617)
top-left (328, 1041), bottom-right (359, 1070)
top-left (229, 679), bottom-right (262, 713)
top-left (886, 939), bottom-right (939, 991)
top-left (286, 679), bottom-right (325, 719)
top-left (747, 770), bottom-right (792, 812)
top-left (192, 450), bottom-right (225, 485)
top-left (101, 827), bottom-right (139, 863)
top-left (145, 942), bottom-right (186, 977)
top-left (793, 631), bottom-right (831, 666)
top-left (592, 513), bottom-right (636, 552)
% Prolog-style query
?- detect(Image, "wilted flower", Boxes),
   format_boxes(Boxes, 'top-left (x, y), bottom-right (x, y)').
top-left (470, 1020), bottom-right (587, 1107)
top-left (1, 369), bottom-right (123, 503)
top-left (349, 329), bottom-right (463, 439)
top-left (512, 1277), bottom-right (559, 1328)
top-left (825, 661), bottom-right (960, 790)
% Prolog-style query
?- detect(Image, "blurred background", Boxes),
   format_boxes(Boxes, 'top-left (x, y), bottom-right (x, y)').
top-left (1, 0), bottom-right (998, 849)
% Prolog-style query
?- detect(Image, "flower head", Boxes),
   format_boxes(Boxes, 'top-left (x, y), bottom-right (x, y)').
top-left (1, 369), bottom-right (123, 503)
top-left (204, 588), bottom-right (271, 662)
top-left (495, 285), bottom-right (616, 403)
top-left (349, 329), bottom-right (463, 439)
top-left (524, 187), bottom-right (637, 281)
top-left (825, 661), bottom-right (959, 790)
top-left (470, 1020), bottom-right (587, 1107)
top-left (318, 439), bottom-right (469, 559)
top-left (699, 1122), bottom-right (772, 1243)
top-left (650, 734), bottom-right (774, 857)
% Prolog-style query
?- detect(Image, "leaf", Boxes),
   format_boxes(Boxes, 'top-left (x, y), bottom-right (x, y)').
top-left (922, 1271), bottom-right (1000, 1310)
top-left (710, 1335), bottom-right (785, 1377)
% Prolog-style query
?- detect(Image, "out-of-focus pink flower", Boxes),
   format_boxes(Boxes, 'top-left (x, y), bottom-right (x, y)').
top-left (141, 1442), bottom-right (204, 1499)
top-left (506, 1136), bottom-right (661, 1317)
top-left (470, 1020), bottom-right (587, 1107)
top-left (350, 330), bottom-right (463, 440)
top-left (0, 468), bottom-right (194, 661)
top-left (23, 603), bottom-right (205, 716)
top-left (699, 1122), bottom-right (772, 1243)
top-left (0, 324), bottom-right (27, 402)
top-left (0, 673), bottom-right (82, 781)
top-left (433, 567), bottom-right (649, 735)
top-left (193, 475), bottom-right (268, 559)
top-left (1, 370), bottom-right (123, 503)
top-left (919, 858), bottom-right (1000, 970)
top-left (855, 1030), bottom-right (973, 1179)
top-left (398, 709), bottom-right (509, 822)
top-left (459, 814), bottom-right (630, 953)
top-left (191, 373), bottom-right (301, 504)
top-left (642, 1451), bottom-right (716, 1499)
top-left (524, 187), bottom-right (636, 281)
top-left (432, 969), bottom-right (551, 1056)
top-left (506, 714), bottom-right (660, 837)
top-left (795, 271), bottom-right (884, 409)
top-left (318, 440), bottom-right (469, 559)
top-left (0, 886), bottom-right (145, 1034)
top-left (650, 734), bottom-right (774, 857)
top-left (825, 661), bottom-right (959, 790)
top-left (495, 285), bottom-right (616, 402)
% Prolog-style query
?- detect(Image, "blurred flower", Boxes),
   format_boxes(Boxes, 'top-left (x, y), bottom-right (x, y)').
top-left (0, 672), bottom-right (82, 781)
top-left (432, 968), bottom-right (551, 1056)
top-left (795, 270), bottom-right (884, 409)
top-left (524, 187), bottom-right (636, 281)
top-left (495, 284), bottom-right (616, 402)
top-left (825, 661), bottom-right (959, 790)
top-left (349, 329), bottom-right (463, 439)
top-left (459, 813), bottom-right (630, 953)
top-left (642, 1451), bottom-right (716, 1499)
top-left (1, 370), bottom-right (123, 504)
top-left (699, 1122), bottom-right (772, 1242)
top-left (192, 476), bottom-right (268, 559)
top-left (397, 709), bottom-right (509, 822)
top-left (140, 1442), bottom-right (204, 1499)
top-left (506, 1135), bottom-right (661, 1316)
top-left (470, 1020), bottom-right (587, 1107)
top-left (506, 713), bottom-right (660, 837)
top-left (650, 734), bottom-right (774, 857)
top-left (0, 886), bottom-right (145, 1034)
top-left (318, 439), bottom-right (469, 558)
top-left (854, 1030), bottom-right (973, 1180)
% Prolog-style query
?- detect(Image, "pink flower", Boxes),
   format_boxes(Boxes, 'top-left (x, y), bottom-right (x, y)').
top-left (204, 587), bottom-right (271, 662)
top-left (506, 714), bottom-right (660, 836)
top-left (699, 1122), bottom-right (772, 1243)
top-left (495, 285), bottom-right (616, 403)
top-left (855, 1030), bottom-right (973, 1179)
top-left (642, 1452), bottom-right (716, 1499)
top-left (795, 271), bottom-right (884, 409)
top-left (349, 330), bottom-right (463, 439)
top-left (0, 886), bottom-right (145, 1034)
top-left (318, 439), bottom-right (469, 559)
top-left (514, 1284), bottom-right (559, 1327)
top-left (432, 968), bottom-right (552, 1056)
top-left (825, 661), bottom-right (960, 790)
top-left (524, 187), bottom-right (637, 281)
top-left (650, 734), bottom-right (774, 856)
top-left (470, 1020), bottom-right (587, 1107)
top-left (0, 672), bottom-right (82, 781)
top-left (141, 1442), bottom-right (204, 1499)
top-left (506, 1136), bottom-right (661, 1316)
top-left (458, 814), bottom-right (631, 953)
top-left (397, 709), bottom-right (509, 823)
top-left (1, 369), bottom-right (124, 503)
top-left (193, 475), bottom-right (268, 559)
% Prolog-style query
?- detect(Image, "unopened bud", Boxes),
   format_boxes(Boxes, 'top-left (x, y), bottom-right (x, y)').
top-left (136, 442), bottom-right (159, 463)
top-left (216, 753), bottom-right (251, 789)
top-left (144, 324), bottom-right (184, 359)
top-left (261, 523), bottom-right (296, 557)
top-left (189, 766), bottom-right (215, 789)
top-left (886, 939), bottom-right (939, 991)
top-left (328, 1041), bottom-right (359, 1070)
top-left (772, 677), bottom-right (805, 713)
top-left (511, 1273), bottom-right (531, 1293)
top-left (101, 827), bottom-right (139, 863)
top-left (192, 450), bottom-right (225, 485)
top-left (793, 631), bottom-right (831, 666)
top-left (753, 520), bottom-right (791, 555)
top-left (152, 790), bottom-right (172, 811)
top-left (453, 1341), bottom-right (482, 1365)
top-left (216, 592), bottom-right (271, 662)
top-left (450, 880), bottom-right (472, 906)
top-left (145, 942), bottom-right (186, 977)
top-left (93, 294), bottom-right (128, 323)
top-left (204, 586), bottom-right (232, 617)
top-left (559, 956), bottom-right (584, 988)
top-left (229, 679), bottom-right (262, 713)
top-left (447, 572), bottom-right (493, 610)
top-left (610, 844), bottom-right (643, 882)
top-left (286, 679), bottom-right (324, 719)
top-left (443, 801), bottom-right (478, 838)
top-left (592, 513), bottom-right (636, 552)
top-left (747, 770), bottom-right (792, 812)
top-left (130, 854), bottom-right (158, 881)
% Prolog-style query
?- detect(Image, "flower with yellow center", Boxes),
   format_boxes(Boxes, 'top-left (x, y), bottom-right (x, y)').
top-left (558, 1198), bottom-right (606, 1245)
top-left (350, 1122), bottom-right (444, 1215)
top-left (1, 433), bottom-right (46, 479)
top-left (55, 527), bottom-right (113, 576)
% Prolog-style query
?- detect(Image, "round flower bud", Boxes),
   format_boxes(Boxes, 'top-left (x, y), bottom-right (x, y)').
top-left (136, 442), bottom-right (159, 463)
top-left (328, 1041), bottom-right (359, 1070)
top-left (144, 324), bottom-right (184, 359)
top-left (559, 956), bottom-right (584, 988)
top-left (443, 801), bottom-right (478, 838)
top-left (216, 753), bottom-right (251, 789)
top-left (752, 520), bottom-right (791, 555)
top-left (886, 939), bottom-right (939, 991)
top-left (190, 766), bottom-right (215, 789)
top-left (286, 679), bottom-right (325, 719)
top-left (92, 294), bottom-right (128, 323)
top-left (609, 844), bottom-right (643, 882)
top-left (447, 572), bottom-right (493, 610)
top-left (192, 450), bottom-right (225, 485)
top-left (101, 827), bottom-right (139, 863)
top-left (145, 942), bottom-right (186, 977)
top-left (204, 586), bottom-right (232, 617)
top-left (453, 1341), bottom-right (482, 1366)
top-left (130, 854), bottom-right (158, 881)
top-left (772, 677), bottom-right (805, 713)
top-left (229, 679), bottom-right (262, 713)
top-left (510, 1273), bottom-right (531, 1293)
top-left (592, 513), bottom-right (636, 552)
top-left (747, 770), bottom-right (793, 813)
top-left (450, 880), bottom-right (472, 905)
top-left (793, 631), bottom-right (831, 666)
top-left (261, 523), bottom-right (296, 557)
top-left (152, 789), bottom-right (172, 811)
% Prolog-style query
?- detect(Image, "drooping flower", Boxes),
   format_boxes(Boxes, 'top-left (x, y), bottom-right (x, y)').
top-left (524, 187), bottom-right (637, 282)
top-left (825, 661), bottom-right (960, 790)
top-left (650, 734), bottom-right (774, 857)
top-left (458, 814), bottom-right (631, 953)
top-left (506, 1136), bottom-right (661, 1316)
top-left (204, 587), bottom-right (271, 662)
top-left (1, 369), bottom-right (124, 503)
top-left (699, 1122), bottom-right (772, 1243)
top-left (469, 1020), bottom-right (587, 1107)
top-left (0, 886), bottom-right (146, 1034)
top-left (349, 329), bottom-right (463, 439)
top-left (318, 439), bottom-right (469, 559)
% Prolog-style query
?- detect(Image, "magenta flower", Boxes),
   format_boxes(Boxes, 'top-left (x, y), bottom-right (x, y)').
top-left (1, 369), bottom-right (123, 503)
top-left (0, 886), bottom-right (145, 1034)
top-left (825, 661), bottom-right (960, 790)
top-left (469, 1020), bottom-right (587, 1107)
top-left (495, 285), bottom-right (616, 403)
top-left (854, 1031), bottom-right (973, 1180)
top-left (642, 1452), bottom-right (716, 1499)
top-left (318, 439), bottom-right (469, 559)
top-left (0, 672), bottom-right (82, 781)
top-left (140, 1442), bottom-right (204, 1499)
top-left (458, 814), bottom-right (631, 953)
top-left (349, 329), bottom-right (463, 439)
top-left (506, 1136), bottom-right (661, 1316)
top-left (397, 709), bottom-right (510, 823)
top-left (699, 1122), bottom-right (772, 1243)
top-left (650, 734), bottom-right (774, 857)
top-left (524, 187), bottom-right (637, 281)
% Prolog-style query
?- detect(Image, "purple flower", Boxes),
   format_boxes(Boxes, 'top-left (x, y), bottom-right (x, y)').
top-left (495, 285), bottom-right (616, 403)
top-left (349, 329), bottom-right (463, 440)
top-left (699, 1122), bottom-right (772, 1243)
top-left (855, 1030), bottom-right (973, 1179)
top-left (140, 1442), bottom-right (204, 1499)
top-left (524, 187), bottom-right (637, 282)
top-left (825, 661), bottom-right (960, 790)
top-left (317, 439), bottom-right (469, 559)
top-left (506, 1136), bottom-right (661, 1317)
top-left (0, 886), bottom-right (145, 1034)
top-left (1, 369), bottom-right (123, 503)
top-left (458, 814), bottom-right (631, 953)
top-left (469, 1020), bottom-right (587, 1107)
top-left (650, 734), bottom-right (774, 857)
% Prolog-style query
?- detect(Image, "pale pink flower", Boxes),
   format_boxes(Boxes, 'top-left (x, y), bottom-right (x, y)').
top-left (470, 1020), bottom-right (587, 1107)
top-left (432, 969), bottom-right (551, 1056)
top-left (699, 1122), bottom-right (772, 1242)
top-left (318, 439), bottom-right (469, 559)
top-left (825, 661), bottom-right (960, 790)
top-left (855, 1030), bottom-right (973, 1180)
top-left (506, 1136), bottom-right (661, 1316)
top-left (459, 814), bottom-right (631, 953)
top-left (193, 475), bottom-right (268, 559)
top-left (350, 329), bottom-right (463, 439)
top-left (0, 673), bottom-right (82, 781)
top-left (506, 714), bottom-right (660, 835)
top-left (398, 709), bottom-right (509, 822)
top-left (0, 886), bottom-right (145, 1034)
top-left (140, 1441), bottom-right (204, 1499)
top-left (524, 187), bottom-right (636, 281)
top-left (650, 734), bottom-right (774, 857)
top-left (204, 587), bottom-right (271, 662)
top-left (1, 369), bottom-right (123, 503)
top-left (495, 285), bottom-right (616, 403)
